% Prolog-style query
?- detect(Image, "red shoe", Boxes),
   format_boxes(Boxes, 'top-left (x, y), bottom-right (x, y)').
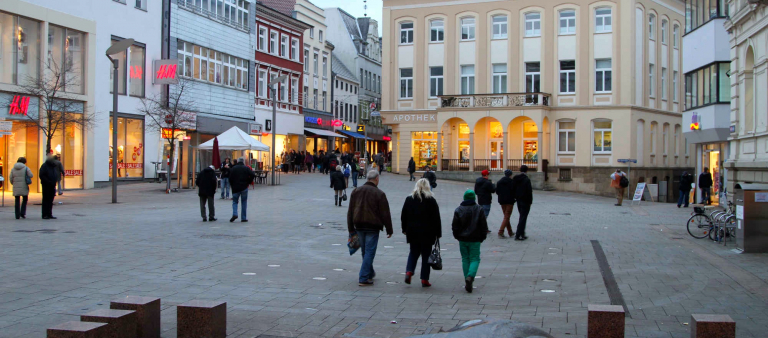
top-left (404, 271), bottom-right (413, 284)
top-left (421, 280), bottom-right (431, 287)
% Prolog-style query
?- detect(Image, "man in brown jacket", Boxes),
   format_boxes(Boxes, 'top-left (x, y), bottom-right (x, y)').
top-left (347, 170), bottom-right (393, 286)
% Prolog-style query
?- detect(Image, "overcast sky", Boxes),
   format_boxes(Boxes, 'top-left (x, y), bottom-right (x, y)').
top-left (312, 0), bottom-right (384, 35)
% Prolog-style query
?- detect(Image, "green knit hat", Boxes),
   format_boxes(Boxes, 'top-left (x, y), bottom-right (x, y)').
top-left (463, 189), bottom-right (476, 201)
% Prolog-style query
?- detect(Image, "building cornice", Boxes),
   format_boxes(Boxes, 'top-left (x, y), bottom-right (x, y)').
top-left (256, 3), bottom-right (312, 32)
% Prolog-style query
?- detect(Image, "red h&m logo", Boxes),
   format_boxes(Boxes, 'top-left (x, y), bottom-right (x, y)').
top-left (9, 96), bottom-right (30, 115)
top-left (130, 66), bottom-right (143, 79)
top-left (156, 64), bottom-right (177, 80)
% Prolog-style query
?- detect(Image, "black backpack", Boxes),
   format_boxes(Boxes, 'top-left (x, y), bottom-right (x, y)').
top-left (619, 175), bottom-right (629, 188)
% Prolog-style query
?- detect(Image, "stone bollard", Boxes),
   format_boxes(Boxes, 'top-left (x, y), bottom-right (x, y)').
top-left (110, 296), bottom-right (161, 338)
top-left (588, 304), bottom-right (625, 338)
top-left (47, 321), bottom-right (109, 338)
top-left (691, 314), bottom-right (735, 338)
top-left (177, 300), bottom-right (227, 338)
top-left (81, 309), bottom-right (137, 338)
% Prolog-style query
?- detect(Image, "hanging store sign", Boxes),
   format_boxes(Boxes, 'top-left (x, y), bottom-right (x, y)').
top-left (249, 123), bottom-right (263, 135)
top-left (382, 136), bottom-right (391, 141)
top-left (161, 128), bottom-right (177, 139)
top-left (357, 124), bottom-right (365, 133)
top-left (265, 119), bottom-right (272, 131)
top-left (330, 119), bottom-right (343, 127)
top-left (690, 112), bottom-right (700, 131)
top-left (153, 60), bottom-right (179, 85)
top-left (8, 96), bottom-right (30, 115)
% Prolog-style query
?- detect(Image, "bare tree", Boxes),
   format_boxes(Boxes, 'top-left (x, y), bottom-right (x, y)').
top-left (138, 78), bottom-right (197, 193)
top-left (4, 57), bottom-right (96, 155)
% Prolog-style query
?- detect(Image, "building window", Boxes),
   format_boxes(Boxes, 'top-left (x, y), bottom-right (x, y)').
top-left (673, 70), bottom-right (679, 102)
top-left (492, 63), bottom-right (507, 94)
top-left (322, 56), bottom-right (327, 77)
top-left (334, 100), bottom-right (339, 118)
top-left (559, 60), bottom-right (575, 94)
top-left (280, 35), bottom-right (288, 57)
top-left (135, 0), bottom-right (146, 10)
top-left (525, 13), bottom-right (541, 37)
top-left (109, 39), bottom-right (127, 94)
top-left (557, 121), bottom-right (576, 153)
top-left (291, 78), bottom-right (299, 104)
top-left (322, 91), bottom-right (327, 110)
top-left (291, 39), bottom-right (298, 60)
top-left (461, 17), bottom-right (475, 40)
top-left (661, 67), bottom-right (668, 100)
top-left (128, 44), bottom-right (145, 97)
top-left (525, 62), bottom-right (541, 103)
top-left (303, 49), bottom-right (309, 72)
top-left (648, 14), bottom-right (655, 40)
top-left (663, 123), bottom-right (669, 154)
top-left (460, 65), bottom-right (475, 95)
top-left (595, 59), bottom-right (612, 93)
top-left (492, 15), bottom-right (508, 39)
top-left (354, 106), bottom-right (357, 122)
top-left (559, 10), bottom-right (576, 35)
top-left (650, 122), bottom-right (657, 154)
top-left (319, 30), bottom-right (323, 42)
top-left (400, 22), bottom-right (414, 44)
top-left (269, 31), bottom-right (277, 54)
top-left (595, 7), bottom-right (612, 33)
top-left (400, 68), bottom-right (413, 98)
top-left (49, 25), bottom-right (86, 94)
top-left (593, 121), bottom-right (612, 153)
top-left (430, 67), bottom-right (444, 97)
top-left (302, 85), bottom-right (308, 106)
top-left (430, 20), bottom-right (444, 42)
top-left (109, 116), bottom-right (144, 180)
top-left (257, 69), bottom-right (266, 97)
top-left (258, 27), bottom-right (267, 51)
top-left (685, 0), bottom-right (728, 33)
top-left (661, 20), bottom-right (668, 44)
top-left (177, 40), bottom-right (247, 89)
top-left (684, 62), bottom-right (730, 110)
top-left (313, 89), bottom-right (318, 109)
top-left (649, 64), bottom-right (655, 97)
top-left (313, 53), bottom-right (318, 76)
top-left (673, 25), bottom-right (679, 48)
top-left (309, 28), bottom-right (314, 38)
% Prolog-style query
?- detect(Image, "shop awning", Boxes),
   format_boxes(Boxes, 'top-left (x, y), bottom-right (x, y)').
top-left (337, 129), bottom-right (373, 140)
top-left (304, 127), bottom-right (340, 137)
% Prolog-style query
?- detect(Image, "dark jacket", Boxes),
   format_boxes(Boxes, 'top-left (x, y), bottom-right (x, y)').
top-left (422, 171), bottom-right (437, 188)
top-left (54, 159), bottom-right (64, 181)
top-left (220, 161), bottom-right (232, 178)
top-left (400, 195), bottom-right (441, 244)
top-left (699, 172), bottom-right (713, 188)
top-left (511, 173), bottom-right (533, 205)
top-left (474, 177), bottom-right (496, 205)
top-left (680, 173), bottom-right (693, 192)
top-left (229, 162), bottom-right (255, 193)
top-left (407, 159), bottom-right (416, 173)
top-left (39, 159), bottom-right (59, 186)
top-left (196, 167), bottom-right (218, 197)
top-left (330, 171), bottom-right (346, 190)
top-left (347, 182), bottom-right (393, 235)
top-left (495, 176), bottom-right (515, 205)
top-left (452, 200), bottom-right (488, 243)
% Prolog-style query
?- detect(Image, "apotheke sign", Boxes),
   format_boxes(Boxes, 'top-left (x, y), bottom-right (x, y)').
top-left (387, 113), bottom-right (436, 123)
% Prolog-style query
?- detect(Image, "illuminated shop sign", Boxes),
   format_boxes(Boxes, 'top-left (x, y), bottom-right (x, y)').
top-left (304, 116), bottom-right (324, 125)
top-left (690, 112), bottom-right (700, 131)
top-left (8, 96), bottom-right (30, 115)
top-left (153, 60), bottom-right (179, 85)
top-left (382, 136), bottom-right (391, 141)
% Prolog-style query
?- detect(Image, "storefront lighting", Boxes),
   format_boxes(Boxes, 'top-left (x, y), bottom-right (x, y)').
top-left (55, 144), bottom-right (62, 154)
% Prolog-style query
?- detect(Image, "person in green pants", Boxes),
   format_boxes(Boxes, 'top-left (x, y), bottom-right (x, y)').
top-left (452, 190), bottom-right (488, 293)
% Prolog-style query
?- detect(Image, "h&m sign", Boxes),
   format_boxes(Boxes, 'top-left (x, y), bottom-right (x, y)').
top-left (153, 60), bottom-right (179, 85)
top-left (8, 96), bottom-right (31, 115)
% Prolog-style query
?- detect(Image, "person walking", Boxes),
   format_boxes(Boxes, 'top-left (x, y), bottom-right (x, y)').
top-left (422, 166), bottom-right (437, 190)
top-left (331, 166), bottom-right (347, 207)
top-left (229, 158), bottom-right (255, 222)
top-left (305, 151), bottom-right (314, 172)
top-left (53, 154), bottom-right (65, 195)
top-left (495, 169), bottom-right (515, 238)
top-left (474, 170), bottom-right (496, 219)
top-left (350, 158), bottom-right (359, 188)
top-left (322, 152), bottom-right (330, 174)
top-left (407, 157), bottom-right (416, 181)
top-left (678, 171), bottom-right (693, 208)
top-left (610, 169), bottom-right (628, 206)
top-left (452, 190), bottom-right (488, 293)
top-left (9, 157), bottom-right (33, 219)
top-left (347, 170), bottom-right (393, 286)
top-left (196, 165), bottom-right (218, 222)
top-left (220, 158), bottom-right (232, 199)
top-left (512, 165), bottom-right (533, 241)
top-left (401, 178), bottom-right (441, 287)
top-left (342, 161), bottom-right (353, 192)
top-left (39, 153), bottom-right (59, 220)
top-left (376, 153), bottom-right (385, 175)
top-left (699, 167), bottom-right (713, 205)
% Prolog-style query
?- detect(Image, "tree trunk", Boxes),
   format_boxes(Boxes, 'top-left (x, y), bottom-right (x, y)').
top-left (166, 143), bottom-right (175, 193)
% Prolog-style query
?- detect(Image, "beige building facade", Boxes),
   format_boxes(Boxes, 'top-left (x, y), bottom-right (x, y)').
top-left (381, 0), bottom-right (694, 197)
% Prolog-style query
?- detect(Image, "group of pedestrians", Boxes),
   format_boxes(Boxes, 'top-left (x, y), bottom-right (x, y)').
top-left (8, 152), bottom-right (65, 220)
top-left (196, 157), bottom-right (255, 223)
top-left (472, 168), bottom-right (533, 241)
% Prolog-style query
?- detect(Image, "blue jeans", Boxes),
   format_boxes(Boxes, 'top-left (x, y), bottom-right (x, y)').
top-left (357, 230), bottom-right (379, 283)
top-left (220, 178), bottom-right (230, 198)
top-left (701, 188), bottom-right (711, 204)
top-left (351, 173), bottom-right (358, 187)
top-left (232, 189), bottom-right (248, 220)
top-left (480, 204), bottom-right (491, 218)
top-left (57, 180), bottom-right (63, 195)
top-left (678, 190), bottom-right (690, 207)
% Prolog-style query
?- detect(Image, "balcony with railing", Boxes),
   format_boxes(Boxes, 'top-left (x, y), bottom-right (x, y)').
top-left (440, 159), bottom-right (538, 172)
top-left (439, 92), bottom-right (551, 109)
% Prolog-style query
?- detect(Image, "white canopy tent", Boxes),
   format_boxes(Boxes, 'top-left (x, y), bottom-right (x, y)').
top-left (198, 126), bottom-right (269, 151)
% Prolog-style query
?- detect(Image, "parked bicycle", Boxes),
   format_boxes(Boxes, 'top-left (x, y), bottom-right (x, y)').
top-left (686, 205), bottom-right (714, 239)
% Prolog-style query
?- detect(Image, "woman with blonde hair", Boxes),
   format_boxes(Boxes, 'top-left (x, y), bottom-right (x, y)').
top-left (400, 178), bottom-right (441, 287)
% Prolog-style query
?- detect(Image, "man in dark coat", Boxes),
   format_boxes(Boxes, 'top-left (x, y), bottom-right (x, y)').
top-left (699, 167), bottom-right (713, 205)
top-left (196, 165), bottom-right (218, 221)
top-left (422, 166), bottom-right (437, 190)
top-left (229, 158), bottom-right (255, 222)
top-left (376, 153), bottom-right (385, 174)
top-left (495, 169), bottom-right (515, 238)
top-left (39, 154), bottom-right (59, 219)
top-left (407, 157), bottom-right (416, 181)
top-left (474, 170), bottom-right (496, 219)
top-left (678, 171), bottom-right (693, 208)
top-left (322, 153), bottom-right (330, 174)
top-left (511, 165), bottom-right (533, 241)
top-left (54, 154), bottom-right (65, 195)
top-left (347, 170), bottom-right (393, 286)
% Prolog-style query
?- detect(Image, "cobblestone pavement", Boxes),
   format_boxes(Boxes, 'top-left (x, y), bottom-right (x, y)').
top-left (1, 172), bottom-right (767, 338)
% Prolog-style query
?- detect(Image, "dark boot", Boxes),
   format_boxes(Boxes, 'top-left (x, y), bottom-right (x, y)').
top-left (335, 196), bottom-right (338, 206)
top-left (465, 276), bottom-right (474, 293)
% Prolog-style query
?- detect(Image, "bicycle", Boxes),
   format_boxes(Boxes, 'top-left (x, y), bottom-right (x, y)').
top-left (687, 205), bottom-right (714, 239)
top-left (712, 202), bottom-right (737, 245)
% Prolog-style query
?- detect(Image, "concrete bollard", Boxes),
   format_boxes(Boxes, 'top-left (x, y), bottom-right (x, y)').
top-left (177, 300), bottom-right (226, 338)
top-left (81, 309), bottom-right (137, 338)
top-left (47, 321), bottom-right (109, 338)
top-left (691, 314), bottom-right (735, 338)
top-left (588, 304), bottom-right (625, 338)
top-left (110, 296), bottom-right (161, 338)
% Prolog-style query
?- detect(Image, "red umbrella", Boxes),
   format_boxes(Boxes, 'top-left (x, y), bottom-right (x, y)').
top-left (212, 136), bottom-right (221, 169)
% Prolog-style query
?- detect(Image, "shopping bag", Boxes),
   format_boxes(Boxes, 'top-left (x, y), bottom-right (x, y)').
top-left (428, 239), bottom-right (442, 270)
top-left (347, 233), bottom-right (360, 256)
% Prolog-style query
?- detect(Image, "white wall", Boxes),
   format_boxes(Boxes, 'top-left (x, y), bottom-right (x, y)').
top-left (682, 18), bottom-right (730, 73)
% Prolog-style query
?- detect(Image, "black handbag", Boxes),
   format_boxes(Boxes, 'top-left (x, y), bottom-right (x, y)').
top-left (428, 239), bottom-right (443, 270)
top-left (342, 190), bottom-right (347, 201)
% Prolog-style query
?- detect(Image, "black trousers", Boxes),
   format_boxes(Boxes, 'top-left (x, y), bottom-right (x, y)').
top-left (406, 239), bottom-right (434, 281)
top-left (15, 195), bottom-right (28, 219)
top-left (42, 183), bottom-right (56, 218)
top-left (199, 195), bottom-right (215, 219)
top-left (516, 203), bottom-right (531, 238)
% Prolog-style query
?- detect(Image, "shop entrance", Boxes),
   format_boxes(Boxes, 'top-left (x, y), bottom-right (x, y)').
top-left (0, 121), bottom-right (40, 193)
top-left (703, 146), bottom-right (723, 205)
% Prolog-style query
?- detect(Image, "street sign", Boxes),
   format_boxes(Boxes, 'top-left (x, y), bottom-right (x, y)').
top-left (357, 124), bottom-right (365, 133)
top-left (0, 120), bottom-right (12, 132)
top-left (370, 111), bottom-right (380, 117)
top-left (369, 102), bottom-right (376, 110)
top-left (617, 159), bottom-right (637, 164)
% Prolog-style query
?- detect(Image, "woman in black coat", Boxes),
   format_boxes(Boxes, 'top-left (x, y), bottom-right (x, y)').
top-left (407, 157), bottom-right (416, 181)
top-left (401, 178), bottom-right (441, 287)
top-left (330, 166), bottom-right (347, 207)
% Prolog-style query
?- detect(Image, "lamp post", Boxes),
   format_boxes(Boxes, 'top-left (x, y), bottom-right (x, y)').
top-left (105, 38), bottom-right (135, 204)
top-left (267, 75), bottom-right (287, 186)
top-left (361, 117), bottom-right (369, 172)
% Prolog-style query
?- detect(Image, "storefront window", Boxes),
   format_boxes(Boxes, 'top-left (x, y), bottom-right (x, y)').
top-left (109, 116), bottom-right (145, 179)
top-left (490, 122), bottom-right (503, 138)
top-left (458, 124), bottom-right (469, 138)
top-left (0, 14), bottom-right (41, 85)
top-left (50, 114), bottom-right (84, 189)
top-left (48, 25), bottom-right (85, 94)
top-left (0, 122), bottom-right (39, 193)
top-left (412, 131), bottom-right (437, 169)
top-left (523, 121), bottom-right (538, 160)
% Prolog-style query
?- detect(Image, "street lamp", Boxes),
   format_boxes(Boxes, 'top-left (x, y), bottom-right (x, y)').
top-left (105, 38), bottom-right (134, 204)
top-left (267, 75), bottom-right (287, 186)
top-left (361, 116), bottom-right (369, 172)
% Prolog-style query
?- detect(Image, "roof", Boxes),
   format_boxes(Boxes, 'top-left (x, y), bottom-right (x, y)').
top-left (357, 17), bottom-right (370, 39)
top-left (338, 8), bottom-right (363, 42)
top-left (258, 0), bottom-right (296, 17)
top-left (331, 52), bottom-right (359, 84)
